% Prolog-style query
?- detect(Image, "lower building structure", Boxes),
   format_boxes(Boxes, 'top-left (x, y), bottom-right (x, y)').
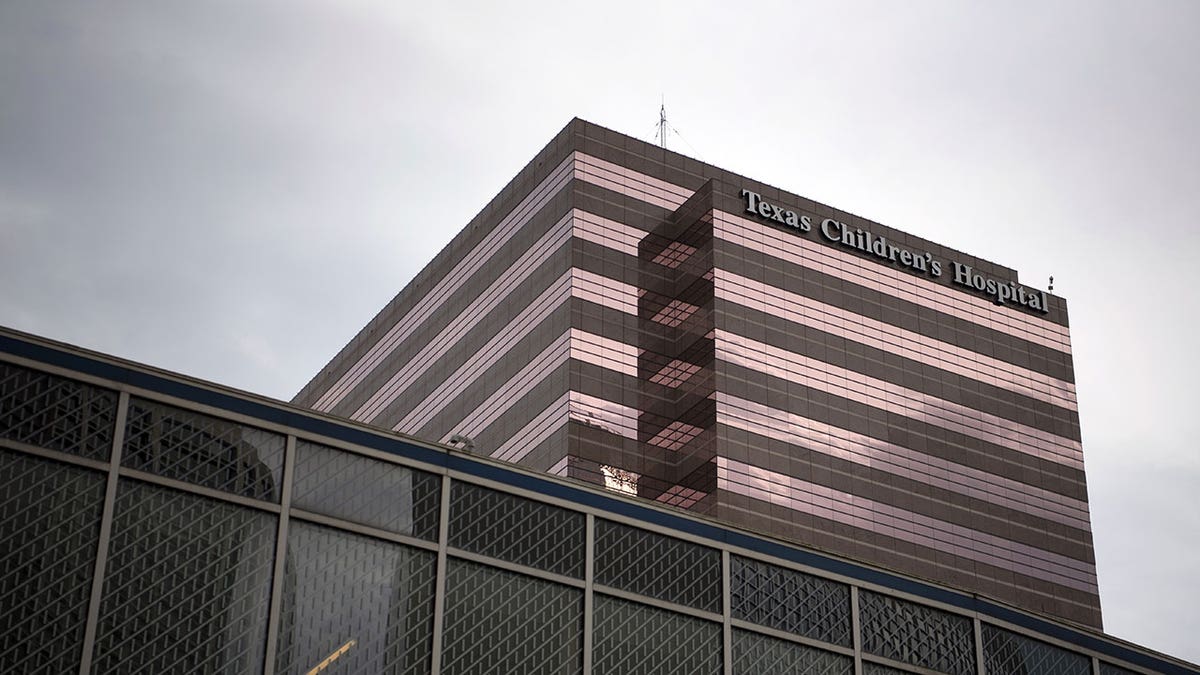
top-left (1, 327), bottom-right (1194, 675)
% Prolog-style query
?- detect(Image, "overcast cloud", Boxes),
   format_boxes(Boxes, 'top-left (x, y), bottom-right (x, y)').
top-left (1, 0), bottom-right (1197, 663)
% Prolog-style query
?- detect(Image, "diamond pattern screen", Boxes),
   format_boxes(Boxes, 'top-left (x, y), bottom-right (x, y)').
top-left (592, 594), bottom-right (722, 675)
top-left (594, 519), bottom-right (721, 612)
top-left (0, 451), bottom-right (105, 674)
top-left (441, 558), bottom-right (582, 674)
top-left (731, 555), bottom-right (853, 647)
top-left (859, 589), bottom-right (975, 675)
top-left (122, 397), bottom-right (284, 502)
top-left (274, 521), bottom-right (436, 675)
top-left (291, 440), bottom-right (440, 539)
top-left (449, 481), bottom-right (584, 577)
top-left (93, 480), bottom-right (277, 674)
top-left (0, 361), bottom-right (116, 460)
top-left (982, 624), bottom-right (1091, 675)
top-left (732, 628), bottom-right (853, 675)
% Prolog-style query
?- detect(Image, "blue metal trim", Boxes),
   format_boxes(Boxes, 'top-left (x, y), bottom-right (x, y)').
top-left (0, 332), bottom-right (1190, 674)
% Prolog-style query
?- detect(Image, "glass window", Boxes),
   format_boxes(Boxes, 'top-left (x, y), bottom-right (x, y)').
top-left (859, 590), bottom-right (975, 675)
top-left (449, 481), bottom-right (584, 577)
top-left (592, 594), bottom-right (721, 675)
top-left (732, 628), bottom-right (852, 675)
top-left (731, 555), bottom-right (852, 647)
top-left (0, 361), bottom-right (117, 460)
top-left (441, 558), bottom-right (582, 675)
top-left (0, 450), bottom-right (105, 673)
top-left (274, 521), bottom-right (436, 675)
top-left (122, 398), bottom-right (284, 501)
top-left (594, 519), bottom-right (721, 612)
top-left (94, 480), bottom-right (276, 674)
top-left (291, 440), bottom-right (440, 540)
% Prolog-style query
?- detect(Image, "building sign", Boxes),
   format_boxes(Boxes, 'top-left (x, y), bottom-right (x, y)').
top-left (740, 189), bottom-right (1048, 314)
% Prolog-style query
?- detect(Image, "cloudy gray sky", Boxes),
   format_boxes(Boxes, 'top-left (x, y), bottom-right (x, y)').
top-left (2, 0), bottom-right (1197, 663)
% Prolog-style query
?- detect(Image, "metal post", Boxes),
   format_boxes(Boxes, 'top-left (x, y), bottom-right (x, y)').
top-left (722, 550), bottom-right (733, 675)
top-left (429, 475), bottom-right (452, 675)
top-left (262, 435), bottom-right (297, 675)
top-left (78, 391), bottom-right (129, 675)
top-left (975, 617), bottom-right (986, 675)
top-left (851, 586), bottom-right (863, 675)
top-left (583, 514), bottom-right (595, 675)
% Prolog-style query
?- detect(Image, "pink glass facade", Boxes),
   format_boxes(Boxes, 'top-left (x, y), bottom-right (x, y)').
top-left (294, 119), bottom-right (1099, 628)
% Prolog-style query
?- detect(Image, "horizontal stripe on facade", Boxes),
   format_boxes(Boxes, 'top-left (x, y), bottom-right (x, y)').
top-left (713, 210), bottom-right (1071, 352)
top-left (370, 261), bottom-right (637, 433)
top-left (434, 330), bottom-right (574, 443)
top-left (716, 422), bottom-right (1092, 550)
top-left (713, 237), bottom-right (1074, 386)
top-left (720, 299), bottom-right (1080, 442)
top-left (717, 363), bottom-right (1087, 499)
top-left (352, 223), bottom-right (576, 423)
top-left (714, 392), bottom-right (1089, 531)
top-left (717, 491), bottom-right (1102, 628)
top-left (716, 330), bottom-right (1083, 467)
top-left (714, 271), bottom-right (1078, 413)
top-left (718, 457), bottom-right (1097, 593)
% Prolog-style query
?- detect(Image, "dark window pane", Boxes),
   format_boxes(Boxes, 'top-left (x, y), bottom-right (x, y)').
top-left (0, 361), bottom-right (116, 460)
top-left (731, 556), bottom-right (852, 647)
top-left (732, 628), bottom-right (853, 675)
top-left (0, 451), bottom-right (105, 674)
top-left (982, 624), bottom-right (1090, 675)
top-left (441, 559), bottom-right (582, 675)
top-left (274, 521), bottom-right (436, 675)
top-left (291, 440), bottom-right (439, 539)
top-left (594, 519), bottom-right (721, 612)
top-left (94, 480), bottom-right (276, 674)
top-left (592, 594), bottom-right (721, 675)
top-left (122, 398), bottom-right (283, 501)
top-left (859, 590), bottom-right (975, 675)
top-left (449, 481), bottom-right (584, 577)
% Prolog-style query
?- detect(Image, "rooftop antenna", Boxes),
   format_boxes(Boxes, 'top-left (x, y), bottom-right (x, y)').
top-left (656, 99), bottom-right (669, 149)
top-left (653, 98), bottom-right (702, 159)
top-left (1048, 275), bottom-right (1054, 292)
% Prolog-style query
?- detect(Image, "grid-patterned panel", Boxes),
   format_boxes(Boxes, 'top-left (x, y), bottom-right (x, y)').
top-left (0, 361), bottom-right (116, 460)
top-left (441, 558), bottom-right (582, 674)
top-left (731, 556), bottom-right (853, 647)
top-left (982, 624), bottom-right (1091, 675)
top-left (274, 521), bottom-right (436, 675)
top-left (592, 594), bottom-right (722, 675)
top-left (0, 451), bottom-right (105, 674)
top-left (93, 480), bottom-right (276, 674)
top-left (291, 440), bottom-right (440, 539)
top-left (449, 481), bottom-right (585, 577)
top-left (732, 628), bottom-right (853, 675)
top-left (859, 589), bottom-right (975, 675)
top-left (122, 397), bottom-right (284, 501)
top-left (595, 519), bottom-right (721, 612)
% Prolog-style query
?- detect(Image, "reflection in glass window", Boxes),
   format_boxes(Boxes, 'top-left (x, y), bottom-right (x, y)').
top-left (274, 521), bottom-right (436, 675)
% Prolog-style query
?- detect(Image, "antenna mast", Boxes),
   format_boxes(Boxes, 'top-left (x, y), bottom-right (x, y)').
top-left (657, 101), bottom-right (668, 149)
